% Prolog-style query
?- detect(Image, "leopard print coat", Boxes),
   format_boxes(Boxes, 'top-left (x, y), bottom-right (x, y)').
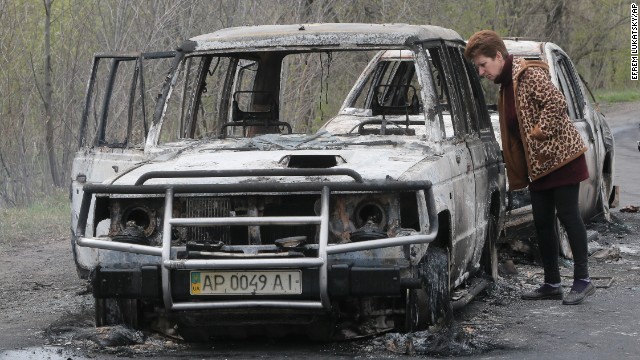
top-left (498, 57), bottom-right (587, 190)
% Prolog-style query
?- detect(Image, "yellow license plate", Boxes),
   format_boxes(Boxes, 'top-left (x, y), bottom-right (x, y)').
top-left (190, 270), bottom-right (302, 295)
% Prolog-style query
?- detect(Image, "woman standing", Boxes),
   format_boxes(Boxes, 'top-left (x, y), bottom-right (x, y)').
top-left (465, 30), bottom-right (595, 305)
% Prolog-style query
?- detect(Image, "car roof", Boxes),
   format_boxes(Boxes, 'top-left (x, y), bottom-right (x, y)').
top-left (503, 39), bottom-right (546, 59)
top-left (186, 23), bottom-right (463, 52)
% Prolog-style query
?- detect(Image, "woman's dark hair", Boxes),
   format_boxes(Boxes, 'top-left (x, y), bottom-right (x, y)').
top-left (464, 30), bottom-right (508, 61)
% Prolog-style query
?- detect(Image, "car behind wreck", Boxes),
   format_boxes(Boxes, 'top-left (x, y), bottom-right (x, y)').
top-left (356, 39), bottom-right (619, 258)
top-left (71, 23), bottom-right (505, 340)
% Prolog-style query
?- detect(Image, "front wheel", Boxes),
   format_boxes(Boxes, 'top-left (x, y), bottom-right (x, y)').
top-left (95, 298), bottom-right (141, 329)
top-left (405, 246), bottom-right (451, 331)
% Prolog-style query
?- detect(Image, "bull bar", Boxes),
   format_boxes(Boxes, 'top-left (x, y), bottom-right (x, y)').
top-left (75, 169), bottom-right (439, 312)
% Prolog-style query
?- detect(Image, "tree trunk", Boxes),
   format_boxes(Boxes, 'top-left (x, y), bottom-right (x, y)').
top-left (544, 0), bottom-right (565, 40)
top-left (43, 0), bottom-right (61, 187)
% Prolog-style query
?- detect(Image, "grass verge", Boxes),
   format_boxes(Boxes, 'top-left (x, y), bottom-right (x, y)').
top-left (0, 189), bottom-right (69, 247)
top-left (594, 89), bottom-right (640, 103)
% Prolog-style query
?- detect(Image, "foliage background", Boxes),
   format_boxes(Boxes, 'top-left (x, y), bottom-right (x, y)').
top-left (0, 0), bottom-right (635, 207)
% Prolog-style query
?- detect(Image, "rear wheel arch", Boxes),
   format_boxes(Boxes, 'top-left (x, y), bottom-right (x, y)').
top-left (596, 151), bottom-right (615, 221)
top-left (481, 192), bottom-right (501, 280)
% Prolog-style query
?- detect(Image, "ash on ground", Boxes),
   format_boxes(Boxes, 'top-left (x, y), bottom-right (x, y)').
top-left (43, 308), bottom-right (185, 358)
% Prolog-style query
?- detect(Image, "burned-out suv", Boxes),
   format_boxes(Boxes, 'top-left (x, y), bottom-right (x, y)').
top-left (71, 23), bottom-right (504, 340)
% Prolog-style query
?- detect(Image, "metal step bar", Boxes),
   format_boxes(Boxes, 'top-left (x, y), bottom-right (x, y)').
top-left (75, 169), bottom-right (438, 312)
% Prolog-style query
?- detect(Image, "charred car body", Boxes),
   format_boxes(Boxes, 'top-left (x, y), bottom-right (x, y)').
top-left (71, 24), bottom-right (505, 339)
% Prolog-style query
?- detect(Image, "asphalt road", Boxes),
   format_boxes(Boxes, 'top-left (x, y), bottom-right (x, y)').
top-left (605, 101), bottom-right (640, 207)
top-left (1, 101), bottom-right (639, 360)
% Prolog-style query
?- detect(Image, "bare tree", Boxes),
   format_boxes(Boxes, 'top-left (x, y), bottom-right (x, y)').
top-left (42, 0), bottom-right (62, 187)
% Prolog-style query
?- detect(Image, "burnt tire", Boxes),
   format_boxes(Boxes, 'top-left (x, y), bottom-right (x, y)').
top-left (481, 213), bottom-right (499, 281)
top-left (423, 246), bottom-right (451, 326)
top-left (405, 287), bottom-right (428, 332)
top-left (95, 298), bottom-right (141, 329)
top-left (406, 246), bottom-right (451, 331)
top-left (306, 315), bottom-right (336, 341)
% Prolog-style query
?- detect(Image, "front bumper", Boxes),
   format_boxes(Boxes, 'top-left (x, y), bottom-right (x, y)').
top-left (92, 264), bottom-right (419, 301)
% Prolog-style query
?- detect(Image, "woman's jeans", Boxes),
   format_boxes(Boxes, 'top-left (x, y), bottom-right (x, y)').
top-left (530, 183), bottom-right (589, 284)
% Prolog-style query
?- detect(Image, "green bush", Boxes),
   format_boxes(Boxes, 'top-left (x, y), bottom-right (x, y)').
top-left (594, 89), bottom-right (640, 103)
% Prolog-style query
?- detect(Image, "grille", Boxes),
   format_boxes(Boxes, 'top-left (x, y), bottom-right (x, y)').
top-left (184, 197), bottom-right (231, 243)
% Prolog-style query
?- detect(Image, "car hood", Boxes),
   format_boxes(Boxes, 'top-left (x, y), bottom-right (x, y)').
top-left (110, 132), bottom-right (441, 186)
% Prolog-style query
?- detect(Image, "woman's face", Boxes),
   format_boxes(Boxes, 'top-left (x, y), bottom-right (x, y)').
top-left (473, 52), bottom-right (505, 81)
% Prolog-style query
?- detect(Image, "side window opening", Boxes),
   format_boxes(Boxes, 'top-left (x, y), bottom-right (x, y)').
top-left (160, 51), bottom-right (377, 142)
top-left (426, 46), bottom-right (463, 139)
top-left (80, 53), bottom-right (174, 149)
top-left (83, 57), bottom-right (138, 148)
top-left (559, 55), bottom-right (585, 119)
top-left (334, 50), bottom-right (427, 136)
top-left (280, 52), bottom-right (375, 133)
top-left (464, 57), bottom-right (493, 131)
top-left (553, 53), bottom-right (583, 121)
top-left (101, 59), bottom-right (136, 147)
top-left (447, 46), bottom-right (480, 134)
top-left (194, 56), bottom-right (239, 139)
top-left (159, 55), bottom-right (238, 143)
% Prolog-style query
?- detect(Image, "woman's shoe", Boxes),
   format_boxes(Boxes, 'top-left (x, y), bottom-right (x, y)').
top-left (521, 283), bottom-right (563, 300)
top-left (562, 281), bottom-right (595, 305)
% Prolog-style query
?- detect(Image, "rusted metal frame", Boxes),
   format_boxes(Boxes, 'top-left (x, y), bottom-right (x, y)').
top-left (134, 168), bottom-right (364, 185)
